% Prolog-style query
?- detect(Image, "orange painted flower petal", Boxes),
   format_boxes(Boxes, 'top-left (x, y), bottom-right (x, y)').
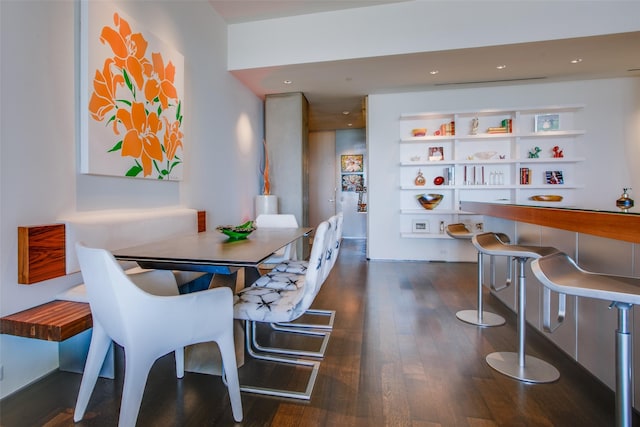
top-left (99, 26), bottom-right (127, 59)
top-left (143, 134), bottom-right (164, 161)
top-left (130, 103), bottom-right (147, 133)
top-left (161, 81), bottom-right (177, 100)
top-left (130, 33), bottom-right (148, 60)
top-left (126, 57), bottom-right (145, 90)
top-left (152, 53), bottom-right (165, 79)
top-left (165, 61), bottom-right (176, 83)
top-left (115, 108), bottom-right (133, 130)
top-left (121, 131), bottom-right (143, 158)
top-left (141, 152), bottom-right (153, 177)
top-left (145, 79), bottom-right (160, 103)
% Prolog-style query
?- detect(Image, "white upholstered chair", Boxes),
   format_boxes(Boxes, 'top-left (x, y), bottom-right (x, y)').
top-left (73, 243), bottom-right (242, 426)
top-left (255, 213), bottom-right (299, 266)
top-left (231, 220), bottom-right (332, 399)
top-left (270, 212), bottom-right (343, 331)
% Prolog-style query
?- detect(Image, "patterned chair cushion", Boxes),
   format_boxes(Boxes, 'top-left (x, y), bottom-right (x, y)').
top-left (273, 260), bottom-right (308, 274)
top-left (234, 286), bottom-right (305, 323)
top-left (252, 271), bottom-right (305, 290)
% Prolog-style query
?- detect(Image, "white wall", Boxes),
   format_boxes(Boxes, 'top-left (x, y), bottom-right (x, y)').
top-left (367, 77), bottom-right (640, 260)
top-left (0, 0), bottom-right (263, 398)
top-left (228, 1), bottom-right (640, 69)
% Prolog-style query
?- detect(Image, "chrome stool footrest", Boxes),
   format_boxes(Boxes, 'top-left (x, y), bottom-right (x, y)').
top-left (486, 352), bottom-right (560, 383)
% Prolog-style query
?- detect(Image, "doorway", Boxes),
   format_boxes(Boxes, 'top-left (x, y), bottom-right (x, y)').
top-left (309, 129), bottom-right (367, 239)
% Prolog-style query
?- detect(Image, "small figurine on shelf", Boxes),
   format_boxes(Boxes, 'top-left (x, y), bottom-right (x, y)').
top-left (414, 169), bottom-right (426, 186)
top-left (470, 117), bottom-right (479, 135)
top-left (528, 146), bottom-right (541, 158)
top-left (552, 145), bottom-right (564, 158)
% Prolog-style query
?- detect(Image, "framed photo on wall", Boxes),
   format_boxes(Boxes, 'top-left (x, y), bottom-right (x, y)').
top-left (341, 154), bottom-right (363, 172)
top-left (342, 173), bottom-right (364, 192)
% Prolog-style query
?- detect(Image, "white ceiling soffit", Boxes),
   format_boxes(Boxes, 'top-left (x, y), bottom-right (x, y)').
top-left (209, 0), bottom-right (408, 24)
top-left (210, 2), bottom-right (640, 131)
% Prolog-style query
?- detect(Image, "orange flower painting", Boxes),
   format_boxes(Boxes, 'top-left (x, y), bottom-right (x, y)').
top-left (81, 4), bottom-right (184, 180)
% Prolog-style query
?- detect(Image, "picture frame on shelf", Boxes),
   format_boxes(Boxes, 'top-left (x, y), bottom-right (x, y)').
top-left (545, 170), bottom-right (564, 184)
top-left (534, 113), bottom-right (560, 132)
top-left (428, 146), bottom-right (444, 161)
top-left (412, 220), bottom-right (429, 233)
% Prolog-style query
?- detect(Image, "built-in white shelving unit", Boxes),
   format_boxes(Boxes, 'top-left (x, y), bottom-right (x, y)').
top-left (399, 105), bottom-right (585, 238)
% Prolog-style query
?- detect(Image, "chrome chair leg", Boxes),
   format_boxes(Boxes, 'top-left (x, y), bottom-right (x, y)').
top-left (227, 320), bottom-right (320, 400)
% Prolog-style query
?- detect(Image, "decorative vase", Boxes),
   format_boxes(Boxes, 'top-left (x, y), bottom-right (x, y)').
top-left (414, 169), bottom-right (426, 186)
top-left (616, 188), bottom-right (634, 211)
top-left (255, 195), bottom-right (278, 216)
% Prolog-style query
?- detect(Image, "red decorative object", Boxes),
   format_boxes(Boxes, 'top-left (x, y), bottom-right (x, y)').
top-left (433, 176), bottom-right (445, 185)
top-left (552, 146), bottom-right (564, 158)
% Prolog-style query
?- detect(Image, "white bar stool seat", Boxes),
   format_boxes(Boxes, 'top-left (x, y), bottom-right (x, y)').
top-left (471, 232), bottom-right (560, 383)
top-left (532, 252), bottom-right (640, 427)
top-left (446, 224), bottom-right (511, 327)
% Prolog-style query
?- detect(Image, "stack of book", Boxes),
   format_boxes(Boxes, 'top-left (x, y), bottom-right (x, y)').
top-left (520, 167), bottom-right (531, 185)
top-left (487, 118), bottom-right (513, 134)
top-left (435, 121), bottom-right (455, 136)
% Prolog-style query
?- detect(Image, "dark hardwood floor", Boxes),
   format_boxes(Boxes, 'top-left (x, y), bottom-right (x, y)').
top-left (0, 239), bottom-right (631, 426)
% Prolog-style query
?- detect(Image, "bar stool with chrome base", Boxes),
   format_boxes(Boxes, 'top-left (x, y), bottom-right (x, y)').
top-left (531, 252), bottom-right (640, 427)
top-left (446, 224), bottom-right (512, 327)
top-left (471, 232), bottom-right (560, 383)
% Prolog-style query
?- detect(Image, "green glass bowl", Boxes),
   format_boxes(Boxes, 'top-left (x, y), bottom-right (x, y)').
top-left (216, 221), bottom-right (256, 240)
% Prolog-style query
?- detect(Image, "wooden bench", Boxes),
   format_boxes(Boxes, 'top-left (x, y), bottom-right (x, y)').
top-left (0, 300), bottom-right (91, 342)
top-left (3, 208), bottom-right (207, 376)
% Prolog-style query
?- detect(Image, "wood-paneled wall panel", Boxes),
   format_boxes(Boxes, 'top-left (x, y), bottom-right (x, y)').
top-left (17, 224), bottom-right (66, 284)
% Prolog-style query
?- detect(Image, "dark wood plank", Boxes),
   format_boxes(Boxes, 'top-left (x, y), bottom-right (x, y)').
top-left (0, 301), bottom-right (91, 341)
top-left (17, 224), bottom-right (66, 284)
top-left (197, 210), bottom-right (206, 232)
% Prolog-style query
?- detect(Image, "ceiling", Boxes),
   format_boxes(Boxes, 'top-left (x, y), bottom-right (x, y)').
top-left (209, 1), bottom-right (640, 131)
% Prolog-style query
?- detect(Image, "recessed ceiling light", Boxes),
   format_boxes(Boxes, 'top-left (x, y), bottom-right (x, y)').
top-left (283, 79), bottom-right (292, 84)
top-left (347, 123), bottom-right (353, 127)
top-left (343, 111), bottom-right (350, 115)
top-left (429, 70), bottom-right (439, 75)
top-left (571, 58), bottom-right (583, 64)
top-left (496, 65), bottom-right (507, 70)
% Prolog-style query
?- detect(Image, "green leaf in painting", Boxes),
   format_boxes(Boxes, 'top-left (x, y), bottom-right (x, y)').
top-left (122, 68), bottom-right (133, 92)
top-left (126, 164), bottom-right (143, 176)
top-left (108, 141), bottom-right (123, 152)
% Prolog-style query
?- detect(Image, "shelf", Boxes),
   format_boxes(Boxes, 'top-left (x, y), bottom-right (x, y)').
top-left (401, 209), bottom-right (459, 215)
top-left (517, 157), bottom-right (585, 164)
top-left (398, 104), bottom-right (585, 246)
top-left (401, 185), bottom-right (453, 190)
top-left (400, 136), bottom-right (455, 143)
top-left (518, 130), bottom-right (585, 138)
top-left (401, 232), bottom-right (451, 239)
top-left (400, 161), bottom-right (456, 166)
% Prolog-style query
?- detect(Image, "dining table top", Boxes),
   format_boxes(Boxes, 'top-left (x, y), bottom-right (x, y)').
top-left (112, 227), bottom-right (312, 273)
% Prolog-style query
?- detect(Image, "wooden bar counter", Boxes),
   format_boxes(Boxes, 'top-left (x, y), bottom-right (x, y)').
top-left (461, 201), bottom-right (640, 244)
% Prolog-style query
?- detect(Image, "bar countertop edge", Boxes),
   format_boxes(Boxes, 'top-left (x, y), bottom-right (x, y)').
top-left (460, 201), bottom-right (640, 244)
